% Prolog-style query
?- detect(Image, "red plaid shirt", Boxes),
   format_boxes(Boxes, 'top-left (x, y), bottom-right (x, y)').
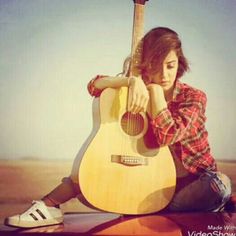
top-left (87, 76), bottom-right (217, 174)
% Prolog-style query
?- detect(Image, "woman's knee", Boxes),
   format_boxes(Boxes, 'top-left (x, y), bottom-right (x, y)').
top-left (201, 171), bottom-right (231, 211)
top-left (166, 171), bottom-right (232, 212)
top-left (211, 172), bottom-right (231, 202)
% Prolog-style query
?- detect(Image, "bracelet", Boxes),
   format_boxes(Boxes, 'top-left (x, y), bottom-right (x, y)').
top-left (127, 77), bottom-right (134, 87)
top-left (127, 77), bottom-right (131, 87)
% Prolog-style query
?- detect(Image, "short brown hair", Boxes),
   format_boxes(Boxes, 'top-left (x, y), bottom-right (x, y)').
top-left (140, 27), bottom-right (189, 83)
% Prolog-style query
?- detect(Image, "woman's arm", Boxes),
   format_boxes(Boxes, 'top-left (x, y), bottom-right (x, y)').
top-left (94, 76), bottom-right (129, 90)
top-left (87, 75), bottom-right (129, 97)
top-left (88, 75), bottom-right (149, 114)
top-left (149, 89), bottom-right (207, 146)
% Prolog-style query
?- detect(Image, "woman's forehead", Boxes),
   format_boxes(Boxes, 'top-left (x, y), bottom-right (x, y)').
top-left (164, 50), bottom-right (178, 63)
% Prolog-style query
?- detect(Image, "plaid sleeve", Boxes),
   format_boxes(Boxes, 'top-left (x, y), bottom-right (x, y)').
top-left (87, 75), bottom-right (108, 97)
top-left (150, 91), bottom-right (207, 146)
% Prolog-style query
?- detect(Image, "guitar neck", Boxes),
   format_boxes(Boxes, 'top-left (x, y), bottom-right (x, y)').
top-left (129, 0), bottom-right (148, 77)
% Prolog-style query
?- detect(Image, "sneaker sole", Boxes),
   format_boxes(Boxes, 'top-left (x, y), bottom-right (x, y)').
top-left (5, 216), bottom-right (63, 228)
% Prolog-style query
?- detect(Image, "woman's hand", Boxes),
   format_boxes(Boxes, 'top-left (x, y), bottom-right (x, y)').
top-left (146, 83), bottom-right (164, 94)
top-left (128, 76), bottom-right (149, 114)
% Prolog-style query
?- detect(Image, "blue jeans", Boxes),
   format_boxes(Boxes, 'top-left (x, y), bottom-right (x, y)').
top-left (166, 171), bottom-right (232, 212)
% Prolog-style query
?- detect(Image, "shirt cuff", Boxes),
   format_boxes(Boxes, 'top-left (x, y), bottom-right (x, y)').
top-left (150, 108), bottom-right (174, 129)
top-left (87, 75), bottom-right (108, 97)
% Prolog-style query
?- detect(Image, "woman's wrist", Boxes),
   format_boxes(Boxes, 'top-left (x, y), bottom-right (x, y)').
top-left (147, 84), bottom-right (167, 118)
top-left (128, 76), bottom-right (142, 87)
top-left (127, 77), bottom-right (131, 87)
top-left (119, 76), bottom-right (130, 87)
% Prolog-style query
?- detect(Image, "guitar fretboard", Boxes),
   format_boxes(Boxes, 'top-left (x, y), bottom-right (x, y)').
top-left (129, 1), bottom-right (147, 76)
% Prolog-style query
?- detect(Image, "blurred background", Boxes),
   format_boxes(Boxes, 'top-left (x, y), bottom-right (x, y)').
top-left (0, 0), bottom-right (236, 161)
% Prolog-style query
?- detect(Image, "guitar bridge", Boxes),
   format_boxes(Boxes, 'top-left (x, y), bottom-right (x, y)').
top-left (111, 155), bottom-right (148, 166)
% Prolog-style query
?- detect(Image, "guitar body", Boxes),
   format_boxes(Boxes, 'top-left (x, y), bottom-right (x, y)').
top-left (79, 87), bottom-right (176, 214)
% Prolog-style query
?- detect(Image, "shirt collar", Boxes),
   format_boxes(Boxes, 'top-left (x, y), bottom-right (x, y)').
top-left (172, 79), bottom-right (182, 101)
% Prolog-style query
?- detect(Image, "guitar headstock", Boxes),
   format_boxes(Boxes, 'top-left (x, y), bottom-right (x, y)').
top-left (133, 0), bottom-right (149, 5)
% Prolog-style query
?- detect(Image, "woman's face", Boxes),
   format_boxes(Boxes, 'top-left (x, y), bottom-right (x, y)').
top-left (150, 50), bottom-right (178, 92)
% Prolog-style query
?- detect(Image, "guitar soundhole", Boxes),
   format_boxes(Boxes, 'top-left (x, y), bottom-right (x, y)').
top-left (121, 112), bottom-right (145, 136)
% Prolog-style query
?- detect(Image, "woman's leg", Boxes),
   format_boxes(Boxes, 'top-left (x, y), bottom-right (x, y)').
top-left (166, 171), bottom-right (232, 212)
top-left (4, 177), bottom-right (79, 228)
top-left (42, 177), bottom-right (81, 207)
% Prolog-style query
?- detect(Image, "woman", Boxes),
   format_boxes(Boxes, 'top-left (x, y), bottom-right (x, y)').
top-left (5, 27), bottom-right (232, 228)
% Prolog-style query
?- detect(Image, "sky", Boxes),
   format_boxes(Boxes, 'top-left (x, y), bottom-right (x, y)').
top-left (0, 0), bottom-right (236, 160)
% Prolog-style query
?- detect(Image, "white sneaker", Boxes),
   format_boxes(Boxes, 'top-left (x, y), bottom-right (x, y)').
top-left (5, 200), bottom-right (63, 228)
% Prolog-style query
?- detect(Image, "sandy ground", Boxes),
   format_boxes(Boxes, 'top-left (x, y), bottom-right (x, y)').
top-left (0, 159), bottom-right (96, 223)
top-left (0, 159), bottom-right (235, 223)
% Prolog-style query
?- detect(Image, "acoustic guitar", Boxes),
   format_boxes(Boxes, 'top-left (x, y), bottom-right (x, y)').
top-left (78, 0), bottom-right (176, 215)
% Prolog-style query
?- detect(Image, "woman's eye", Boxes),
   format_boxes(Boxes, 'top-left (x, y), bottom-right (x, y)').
top-left (167, 64), bottom-right (175, 69)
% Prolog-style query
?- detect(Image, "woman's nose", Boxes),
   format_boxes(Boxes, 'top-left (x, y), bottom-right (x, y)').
top-left (162, 66), bottom-right (168, 80)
